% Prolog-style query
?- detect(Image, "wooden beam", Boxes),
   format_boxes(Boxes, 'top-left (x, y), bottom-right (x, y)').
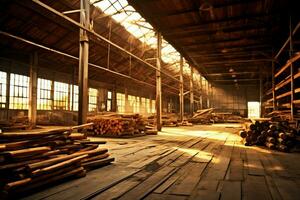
top-left (28, 52), bottom-right (38, 128)
top-left (156, 32), bottom-right (162, 131)
top-left (179, 55), bottom-right (184, 122)
top-left (190, 67), bottom-right (194, 115)
top-left (78, 0), bottom-right (90, 125)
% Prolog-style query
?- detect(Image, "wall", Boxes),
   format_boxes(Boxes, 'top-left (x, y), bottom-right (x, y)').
top-left (0, 56), bottom-right (177, 124)
top-left (212, 84), bottom-right (259, 117)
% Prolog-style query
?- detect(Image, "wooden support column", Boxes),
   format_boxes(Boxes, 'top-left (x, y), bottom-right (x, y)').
top-left (179, 55), bottom-right (184, 122)
top-left (259, 67), bottom-right (263, 117)
top-left (272, 61), bottom-right (276, 110)
top-left (5, 67), bottom-right (10, 120)
top-left (206, 81), bottom-right (209, 108)
top-left (124, 87), bottom-right (129, 113)
top-left (29, 52), bottom-right (38, 128)
top-left (78, 0), bottom-right (90, 125)
top-left (190, 66), bottom-right (194, 115)
top-left (111, 87), bottom-right (117, 112)
top-left (290, 16), bottom-right (295, 121)
top-left (156, 32), bottom-right (162, 131)
top-left (200, 76), bottom-right (203, 109)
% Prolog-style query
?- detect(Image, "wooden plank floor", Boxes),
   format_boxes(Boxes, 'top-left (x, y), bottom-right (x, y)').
top-left (23, 124), bottom-right (300, 200)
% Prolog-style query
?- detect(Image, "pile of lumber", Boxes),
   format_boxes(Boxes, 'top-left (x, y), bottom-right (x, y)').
top-left (147, 114), bottom-right (179, 127)
top-left (264, 110), bottom-right (292, 121)
top-left (0, 116), bottom-right (29, 132)
top-left (188, 108), bottom-right (214, 124)
top-left (240, 120), bottom-right (300, 152)
top-left (87, 113), bottom-right (147, 137)
top-left (188, 108), bottom-right (244, 124)
top-left (0, 123), bottom-right (114, 198)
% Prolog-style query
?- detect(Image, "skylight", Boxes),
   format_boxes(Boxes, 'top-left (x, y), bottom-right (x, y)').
top-left (91, 0), bottom-right (181, 65)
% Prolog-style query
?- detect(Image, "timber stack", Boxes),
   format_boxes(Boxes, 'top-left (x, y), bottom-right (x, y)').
top-left (188, 108), bottom-right (244, 124)
top-left (147, 113), bottom-right (179, 127)
top-left (0, 123), bottom-right (114, 198)
top-left (87, 113), bottom-right (147, 137)
top-left (240, 120), bottom-right (300, 152)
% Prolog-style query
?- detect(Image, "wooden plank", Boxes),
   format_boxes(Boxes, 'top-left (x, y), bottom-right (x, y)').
top-left (228, 158), bottom-right (244, 181)
top-left (220, 181), bottom-right (241, 200)
top-left (265, 175), bottom-right (283, 200)
top-left (189, 190), bottom-right (220, 200)
top-left (23, 165), bottom-right (140, 200)
top-left (243, 175), bottom-right (272, 200)
top-left (119, 166), bottom-right (177, 200)
top-left (195, 180), bottom-right (219, 191)
top-left (144, 193), bottom-right (187, 200)
top-left (273, 177), bottom-right (300, 200)
top-left (168, 162), bottom-right (207, 195)
top-left (91, 180), bottom-right (140, 200)
top-left (153, 173), bottom-right (181, 194)
top-left (246, 149), bottom-right (265, 176)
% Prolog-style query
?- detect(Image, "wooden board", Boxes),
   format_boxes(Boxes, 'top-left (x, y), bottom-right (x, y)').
top-left (220, 181), bottom-right (241, 200)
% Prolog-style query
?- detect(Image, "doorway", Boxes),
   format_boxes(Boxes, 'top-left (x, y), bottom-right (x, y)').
top-left (248, 101), bottom-right (260, 118)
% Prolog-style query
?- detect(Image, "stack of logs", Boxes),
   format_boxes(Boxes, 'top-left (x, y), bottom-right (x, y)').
top-left (0, 123), bottom-right (114, 198)
top-left (240, 120), bottom-right (299, 152)
top-left (88, 113), bottom-right (147, 137)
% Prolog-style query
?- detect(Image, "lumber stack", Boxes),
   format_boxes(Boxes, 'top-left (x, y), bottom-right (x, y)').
top-left (240, 120), bottom-right (300, 152)
top-left (87, 113), bottom-right (147, 137)
top-left (147, 114), bottom-right (179, 127)
top-left (188, 108), bottom-right (244, 124)
top-left (0, 123), bottom-right (114, 198)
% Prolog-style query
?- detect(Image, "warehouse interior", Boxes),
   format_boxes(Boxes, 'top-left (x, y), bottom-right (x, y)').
top-left (0, 0), bottom-right (300, 199)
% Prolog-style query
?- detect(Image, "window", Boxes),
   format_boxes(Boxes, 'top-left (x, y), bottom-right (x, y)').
top-left (117, 93), bottom-right (125, 113)
top-left (140, 97), bottom-right (146, 113)
top-left (54, 81), bottom-right (69, 110)
top-left (107, 91), bottom-right (112, 111)
top-left (37, 78), bottom-right (52, 110)
top-left (248, 101), bottom-right (260, 118)
top-left (0, 71), bottom-right (7, 108)
top-left (145, 98), bottom-right (150, 113)
top-left (89, 88), bottom-right (98, 112)
top-left (70, 85), bottom-right (78, 111)
top-left (134, 96), bottom-right (140, 113)
top-left (9, 73), bottom-right (29, 109)
top-left (151, 99), bottom-right (156, 113)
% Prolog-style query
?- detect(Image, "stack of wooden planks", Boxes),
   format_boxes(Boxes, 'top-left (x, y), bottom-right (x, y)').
top-left (188, 108), bottom-right (244, 124)
top-left (240, 120), bottom-right (300, 152)
top-left (0, 123), bottom-right (114, 198)
top-left (147, 114), bottom-right (179, 127)
top-left (87, 113), bottom-right (147, 137)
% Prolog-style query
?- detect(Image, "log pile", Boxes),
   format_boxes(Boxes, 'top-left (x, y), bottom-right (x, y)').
top-left (87, 113), bottom-right (147, 137)
top-left (0, 123), bottom-right (114, 198)
top-left (240, 120), bottom-right (300, 152)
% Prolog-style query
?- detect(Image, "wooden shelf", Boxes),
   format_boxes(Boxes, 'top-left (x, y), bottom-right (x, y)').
top-left (275, 52), bottom-right (300, 78)
top-left (274, 71), bottom-right (300, 91)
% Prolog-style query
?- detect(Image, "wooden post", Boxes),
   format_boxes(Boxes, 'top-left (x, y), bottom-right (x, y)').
top-left (259, 67), bottom-right (263, 117)
top-left (156, 32), bottom-right (162, 131)
top-left (111, 87), bottom-right (117, 112)
top-left (29, 52), bottom-right (38, 128)
top-left (200, 75), bottom-right (203, 109)
top-left (289, 16), bottom-right (295, 121)
top-left (190, 66), bottom-right (194, 115)
top-left (78, 0), bottom-right (90, 125)
top-left (272, 61), bottom-right (276, 110)
top-left (124, 87), bottom-right (129, 113)
top-left (179, 55), bottom-right (184, 122)
top-left (5, 67), bottom-right (10, 120)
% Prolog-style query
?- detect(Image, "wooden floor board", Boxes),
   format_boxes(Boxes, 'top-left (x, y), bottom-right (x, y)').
top-left (21, 125), bottom-right (300, 200)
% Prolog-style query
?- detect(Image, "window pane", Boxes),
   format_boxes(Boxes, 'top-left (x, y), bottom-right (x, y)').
top-left (9, 73), bottom-right (29, 109)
